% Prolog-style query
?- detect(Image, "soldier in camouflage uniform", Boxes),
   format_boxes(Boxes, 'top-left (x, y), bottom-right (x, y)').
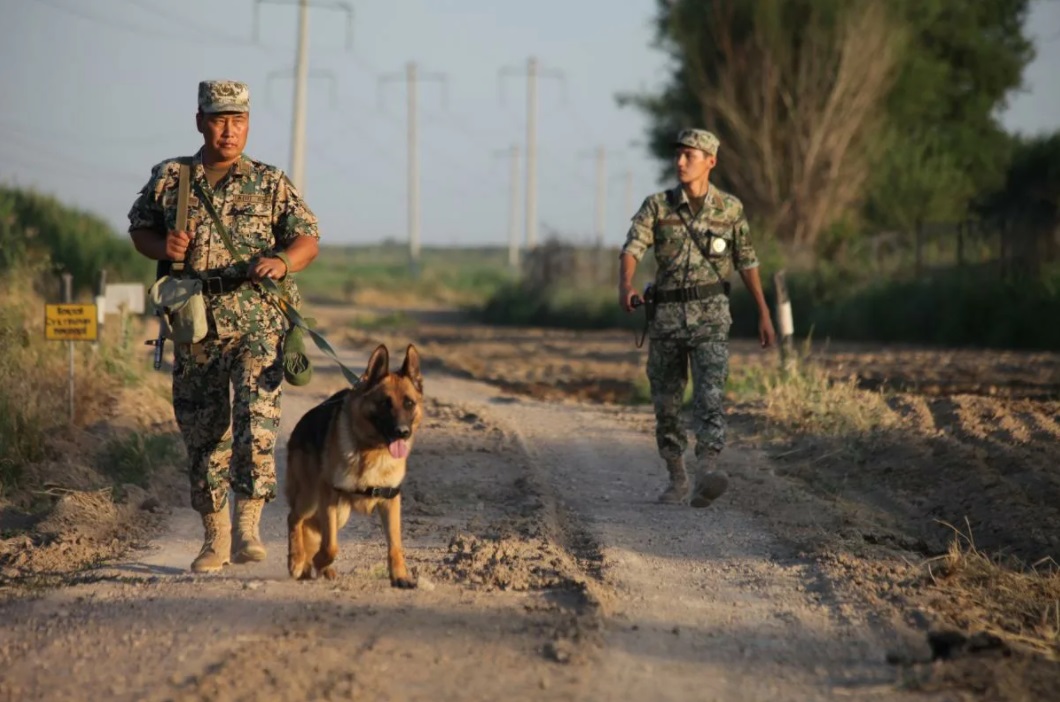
top-left (619, 129), bottom-right (775, 508)
top-left (128, 80), bottom-right (320, 572)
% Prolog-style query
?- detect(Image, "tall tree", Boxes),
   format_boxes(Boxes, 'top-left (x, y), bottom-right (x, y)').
top-left (866, 0), bottom-right (1035, 230)
top-left (621, 0), bottom-right (1035, 247)
top-left (619, 0), bottom-right (904, 248)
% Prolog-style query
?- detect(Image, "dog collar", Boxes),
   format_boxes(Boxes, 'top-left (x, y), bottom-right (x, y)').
top-left (344, 485), bottom-right (402, 499)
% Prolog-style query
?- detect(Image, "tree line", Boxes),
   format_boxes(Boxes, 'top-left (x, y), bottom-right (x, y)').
top-left (619, 0), bottom-right (1057, 273)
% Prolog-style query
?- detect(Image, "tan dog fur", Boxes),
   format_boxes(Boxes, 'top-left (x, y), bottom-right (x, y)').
top-left (284, 344), bottom-right (423, 587)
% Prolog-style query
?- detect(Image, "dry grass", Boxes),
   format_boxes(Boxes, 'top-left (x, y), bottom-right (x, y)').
top-left (0, 267), bottom-right (187, 586)
top-left (0, 267), bottom-right (157, 503)
top-left (924, 521), bottom-right (1060, 661)
top-left (729, 351), bottom-right (899, 439)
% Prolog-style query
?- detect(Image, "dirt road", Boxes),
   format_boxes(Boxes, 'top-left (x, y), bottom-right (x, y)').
top-left (1, 308), bottom-right (973, 702)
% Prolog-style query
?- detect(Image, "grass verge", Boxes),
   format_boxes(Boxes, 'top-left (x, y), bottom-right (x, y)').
top-left (925, 523), bottom-right (1060, 662)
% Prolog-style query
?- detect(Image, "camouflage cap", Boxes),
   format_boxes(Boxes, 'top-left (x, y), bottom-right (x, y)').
top-left (674, 128), bottom-right (720, 156)
top-left (197, 80), bottom-right (250, 114)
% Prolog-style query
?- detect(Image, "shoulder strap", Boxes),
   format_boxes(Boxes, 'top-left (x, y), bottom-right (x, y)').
top-left (172, 161), bottom-right (191, 274)
top-left (175, 162), bottom-right (190, 232)
top-left (675, 209), bottom-right (728, 288)
top-left (194, 182), bottom-right (247, 263)
top-left (194, 186), bottom-right (362, 387)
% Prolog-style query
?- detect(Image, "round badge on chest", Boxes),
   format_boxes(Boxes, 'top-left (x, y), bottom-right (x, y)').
top-left (711, 237), bottom-right (728, 254)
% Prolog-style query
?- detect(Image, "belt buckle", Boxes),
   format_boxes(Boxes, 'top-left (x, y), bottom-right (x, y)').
top-left (204, 276), bottom-right (224, 295)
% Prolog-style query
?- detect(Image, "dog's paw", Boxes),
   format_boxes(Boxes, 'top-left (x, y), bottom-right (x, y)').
top-left (289, 560), bottom-right (313, 580)
top-left (321, 565), bottom-right (338, 580)
top-left (390, 577), bottom-right (417, 589)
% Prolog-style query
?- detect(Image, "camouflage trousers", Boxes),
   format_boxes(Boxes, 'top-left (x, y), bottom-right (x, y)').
top-left (172, 330), bottom-right (285, 515)
top-left (646, 338), bottom-right (729, 460)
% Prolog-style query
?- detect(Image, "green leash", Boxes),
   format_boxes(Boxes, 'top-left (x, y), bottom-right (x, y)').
top-left (195, 185), bottom-right (363, 387)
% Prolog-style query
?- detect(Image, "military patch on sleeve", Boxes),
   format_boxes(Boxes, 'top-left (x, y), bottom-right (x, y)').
top-left (232, 193), bottom-right (269, 205)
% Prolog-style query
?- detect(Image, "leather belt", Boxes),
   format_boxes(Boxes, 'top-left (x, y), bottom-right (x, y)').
top-left (199, 276), bottom-right (249, 296)
top-left (652, 282), bottom-right (730, 304)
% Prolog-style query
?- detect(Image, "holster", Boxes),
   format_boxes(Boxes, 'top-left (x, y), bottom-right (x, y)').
top-left (643, 284), bottom-right (656, 323)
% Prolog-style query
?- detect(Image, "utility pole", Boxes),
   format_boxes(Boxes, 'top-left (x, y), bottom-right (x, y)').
top-left (594, 146), bottom-right (606, 249)
top-left (623, 169), bottom-right (633, 221)
top-left (494, 144), bottom-right (521, 271)
top-left (255, 0), bottom-right (353, 194)
top-left (408, 62), bottom-right (418, 273)
top-left (525, 57), bottom-right (537, 252)
top-left (579, 145), bottom-right (609, 248)
top-left (379, 62), bottom-right (447, 277)
top-left (290, 0), bottom-right (309, 192)
top-left (499, 56), bottom-right (563, 253)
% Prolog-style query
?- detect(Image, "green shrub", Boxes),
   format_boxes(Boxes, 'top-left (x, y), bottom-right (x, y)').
top-left (95, 432), bottom-right (184, 488)
top-left (0, 186), bottom-right (151, 292)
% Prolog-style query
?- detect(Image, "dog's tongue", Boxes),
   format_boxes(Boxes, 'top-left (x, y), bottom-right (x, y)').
top-left (388, 439), bottom-right (410, 459)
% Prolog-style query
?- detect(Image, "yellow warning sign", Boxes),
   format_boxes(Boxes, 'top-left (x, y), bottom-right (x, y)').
top-left (45, 304), bottom-right (98, 341)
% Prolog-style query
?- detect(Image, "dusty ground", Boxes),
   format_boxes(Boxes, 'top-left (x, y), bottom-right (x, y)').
top-left (0, 303), bottom-right (1057, 700)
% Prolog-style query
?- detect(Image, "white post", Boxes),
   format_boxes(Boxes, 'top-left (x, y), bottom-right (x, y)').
top-left (774, 270), bottom-right (795, 371)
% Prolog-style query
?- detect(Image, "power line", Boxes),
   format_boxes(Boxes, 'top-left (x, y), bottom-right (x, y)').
top-left (37, 0), bottom-right (218, 44)
top-left (0, 141), bottom-right (147, 185)
top-left (0, 117), bottom-right (187, 147)
top-left (122, 0), bottom-right (259, 46)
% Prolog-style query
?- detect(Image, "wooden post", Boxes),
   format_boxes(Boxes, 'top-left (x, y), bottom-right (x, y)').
top-left (773, 270), bottom-right (795, 371)
top-left (94, 269), bottom-right (107, 351)
top-left (119, 302), bottom-right (130, 354)
top-left (61, 272), bottom-right (75, 423)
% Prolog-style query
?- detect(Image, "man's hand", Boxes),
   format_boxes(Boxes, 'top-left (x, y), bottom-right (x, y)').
top-left (250, 256), bottom-right (289, 282)
top-left (619, 283), bottom-right (638, 313)
top-left (759, 313), bottom-right (777, 349)
top-left (166, 231), bottom-right (191, 261)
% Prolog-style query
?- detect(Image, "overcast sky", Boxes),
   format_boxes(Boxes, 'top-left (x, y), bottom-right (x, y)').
top-left (2, 0), bottom-right (1058, 248)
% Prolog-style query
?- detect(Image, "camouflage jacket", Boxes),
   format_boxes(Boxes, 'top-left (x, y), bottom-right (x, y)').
top-left (128, 149), bottom-right (319, 339)
top-left (621, 184), bottom-right (759, 342)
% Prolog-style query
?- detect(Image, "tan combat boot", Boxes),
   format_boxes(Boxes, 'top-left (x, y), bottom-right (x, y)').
top-left (233, 497), bottom-right (267, 563)
top-left (190, 507), bottom-right (232, 573)
top-left (657, 456), bottom-right (690, 504)
top-left (690, 457), bottom-right (729, 508)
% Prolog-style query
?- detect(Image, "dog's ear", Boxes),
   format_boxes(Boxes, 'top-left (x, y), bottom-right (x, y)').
top-left (401, 344), bottom-right (423, 393)
top-left (361, 344), bottom-right (390, 388)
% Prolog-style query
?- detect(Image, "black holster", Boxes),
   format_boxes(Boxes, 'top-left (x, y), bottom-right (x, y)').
top-left (643, 284), bottom-right (656, 322)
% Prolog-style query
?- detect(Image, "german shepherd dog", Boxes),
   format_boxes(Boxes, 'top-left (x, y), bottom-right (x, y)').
top-left (284, 343), bottom-right (422, 587)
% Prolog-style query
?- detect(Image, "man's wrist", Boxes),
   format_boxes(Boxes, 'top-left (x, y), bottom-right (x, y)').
top-left (274, 252), bottom-right (291, 278)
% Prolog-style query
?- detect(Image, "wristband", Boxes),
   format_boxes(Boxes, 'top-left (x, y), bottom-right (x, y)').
top-left (274, 251), bottom-right (291, 280)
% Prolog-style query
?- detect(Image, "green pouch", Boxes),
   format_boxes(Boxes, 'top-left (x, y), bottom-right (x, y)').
top-left (283, 316), bottom-right (315, 386)
top-left (149, 275), bottom-right (208, 344)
